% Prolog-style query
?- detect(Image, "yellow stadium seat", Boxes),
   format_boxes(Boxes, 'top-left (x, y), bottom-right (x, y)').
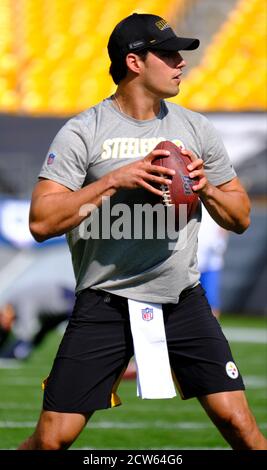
top-left (1, 0), bottom-right (265, 114)
top-left (178, 0), bottom-right (266, 110)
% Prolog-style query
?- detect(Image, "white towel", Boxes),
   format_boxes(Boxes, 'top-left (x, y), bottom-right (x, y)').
top-left (128, 299), bottom-right (176, 399)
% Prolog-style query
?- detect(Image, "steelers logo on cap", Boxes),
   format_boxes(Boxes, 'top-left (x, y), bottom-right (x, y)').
top-left (225, 361), bottom-right (239, 379)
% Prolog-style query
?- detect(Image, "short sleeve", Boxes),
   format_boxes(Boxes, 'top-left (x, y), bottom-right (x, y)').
top-left (201, 117), bottom-right (236, 187)
top-left (39, 117), bottom-right (90, 191)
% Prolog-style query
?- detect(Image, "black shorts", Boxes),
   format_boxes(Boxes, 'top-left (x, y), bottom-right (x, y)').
top-left (43, 284), bottom-right (244, 413)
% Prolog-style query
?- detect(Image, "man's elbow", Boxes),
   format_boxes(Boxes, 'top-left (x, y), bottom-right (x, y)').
top-left (234, 195), bottom-right (251, 234)
top-left (29, 220), bottom-right (50, 243)
top-left (234, 214), bottom-right (251, 234)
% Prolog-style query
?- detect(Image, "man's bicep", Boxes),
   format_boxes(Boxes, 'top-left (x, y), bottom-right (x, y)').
top-left (30, 179), bottom-right (73, 221)
top-left (217, 176), bottom-right (247, 194)
top-left (32, 178), bottom-right (73, 198)
top-left (29, 179), bottom-right (74, 240)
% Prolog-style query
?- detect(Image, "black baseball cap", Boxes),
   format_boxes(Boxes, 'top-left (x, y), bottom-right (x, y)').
top-left (108, 13), bottom-right (199, 61)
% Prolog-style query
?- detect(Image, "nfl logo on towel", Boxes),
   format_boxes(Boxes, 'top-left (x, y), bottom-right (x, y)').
top-left (141, 307), bottom-right (153, 321)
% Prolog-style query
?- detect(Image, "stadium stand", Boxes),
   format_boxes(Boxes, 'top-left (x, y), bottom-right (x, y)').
top-left (174, 0), bottom-right (267, 111)
top-left (0, 0), bottom-right (189, 115)
top-left (1, 0), bottom-right (265, 114)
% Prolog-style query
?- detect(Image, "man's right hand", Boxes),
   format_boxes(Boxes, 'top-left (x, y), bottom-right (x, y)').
top-left (107, 149), bottom-right (175, 196)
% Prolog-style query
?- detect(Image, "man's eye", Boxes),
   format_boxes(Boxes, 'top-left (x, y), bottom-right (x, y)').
top-left (157, 51), bottom-right (170, 57)
top-left (155, 51), bottom-right (175, 58)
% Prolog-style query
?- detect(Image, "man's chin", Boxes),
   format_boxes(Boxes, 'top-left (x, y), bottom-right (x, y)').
top-left (162, 88), bottom-right (180, 99)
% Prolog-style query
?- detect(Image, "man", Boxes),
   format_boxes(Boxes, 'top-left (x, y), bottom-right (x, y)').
top-left (0, 304), bottom-right (15, 349)
top-left (19, 13), bottom-right (266, 450)
top-left (0, 282), bottom-right (74, 360)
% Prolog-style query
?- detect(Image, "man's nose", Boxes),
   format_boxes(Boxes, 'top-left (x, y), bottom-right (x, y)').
top-left (175, 53), bottom-right (186, 68)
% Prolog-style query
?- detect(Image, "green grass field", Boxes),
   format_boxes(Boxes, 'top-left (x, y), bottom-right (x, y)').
top-left (0, 315), bottom-right (266, 450)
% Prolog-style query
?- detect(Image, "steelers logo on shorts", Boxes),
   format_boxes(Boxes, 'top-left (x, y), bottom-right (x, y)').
top-left (225, 361), bottom-right (239, 379)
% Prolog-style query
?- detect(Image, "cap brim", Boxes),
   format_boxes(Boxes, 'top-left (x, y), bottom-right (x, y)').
top-left (149, 36), bottom-right (199, 51)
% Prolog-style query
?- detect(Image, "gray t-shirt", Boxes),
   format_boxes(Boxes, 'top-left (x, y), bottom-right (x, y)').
top-left (39, 98), bottom-right (236, 303)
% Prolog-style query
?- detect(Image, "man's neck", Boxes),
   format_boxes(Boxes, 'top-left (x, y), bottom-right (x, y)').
top-left (114, 85), bottom-right (162, 120)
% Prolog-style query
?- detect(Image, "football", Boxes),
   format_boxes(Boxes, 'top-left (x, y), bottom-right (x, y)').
top-left (152, 140), bottom-right (199, 222)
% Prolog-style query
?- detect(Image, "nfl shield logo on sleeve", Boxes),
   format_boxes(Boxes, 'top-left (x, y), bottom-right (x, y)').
top-left (47, 153), bottom-right (56, 165)
top-left (141, 307), bottom-right (153, 321)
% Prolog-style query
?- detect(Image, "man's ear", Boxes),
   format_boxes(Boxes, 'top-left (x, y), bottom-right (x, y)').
top-left (125, 53), bottom-right (145, 74)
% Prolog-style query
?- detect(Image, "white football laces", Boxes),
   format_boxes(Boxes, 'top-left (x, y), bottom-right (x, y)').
top-left (160, 175), bottom-right (173, 206)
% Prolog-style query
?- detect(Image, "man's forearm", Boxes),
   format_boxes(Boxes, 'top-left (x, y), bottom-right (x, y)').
top-left (30, 174), bottom-right (117, 241)
top-left (200, 183), bottom-right (251, 234)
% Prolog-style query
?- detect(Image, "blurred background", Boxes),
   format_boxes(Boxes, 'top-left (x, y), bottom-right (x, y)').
top-left (0, 0), bottom-right (266, 450)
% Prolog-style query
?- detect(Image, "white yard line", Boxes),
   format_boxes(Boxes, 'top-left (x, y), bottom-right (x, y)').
top-left (0, 421), bottom-right (266, 430)
top-left (0, 421), bottom-right (211, 429)
top-left (0, 403), bottom-right (40, 410)
top-left (0, 378), bottom-right (40, 385)
top-left (0, 359), bottom-right (22, 369)
top-left (222, 327), bottom-right (267, 343)
top-left (243, 376), bottom-right (267, 388)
